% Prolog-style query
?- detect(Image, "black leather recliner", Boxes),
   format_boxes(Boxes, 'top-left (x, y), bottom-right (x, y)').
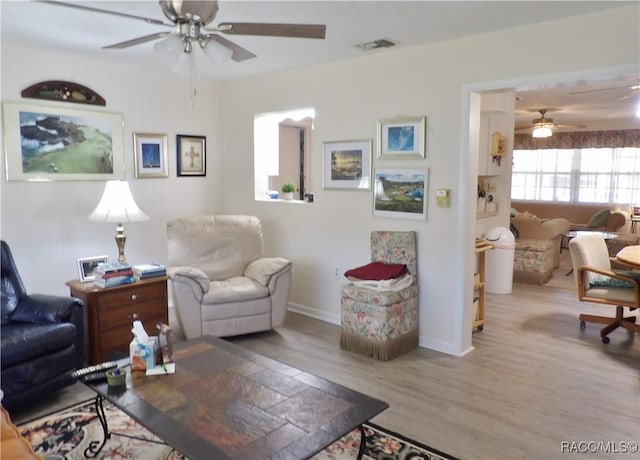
top-left (1, 240), bottom-right (85, 412)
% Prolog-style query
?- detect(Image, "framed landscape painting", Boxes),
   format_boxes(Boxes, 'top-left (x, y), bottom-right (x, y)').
top-left (377, 116), bottom-right (426, 159)
top-left (323, 139), bottom-right (371, 190)
top-left (373, 168), bottom-right (428, 220)
top-left (134, 132), bottom-right (168, 178)
top-left (2, 101), bottom-right (124, 181)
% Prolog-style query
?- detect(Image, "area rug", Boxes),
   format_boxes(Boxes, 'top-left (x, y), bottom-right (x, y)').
top-left (19, 400), bottom-right (456, 460)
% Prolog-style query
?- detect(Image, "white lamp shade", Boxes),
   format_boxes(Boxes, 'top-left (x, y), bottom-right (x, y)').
top-left (89, 180), bottom-right (148, 223)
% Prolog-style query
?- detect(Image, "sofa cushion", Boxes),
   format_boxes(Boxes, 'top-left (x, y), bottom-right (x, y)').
top-left (589, 275), bottom-right (635, 289)
top-left (340, 282), bottom-right (418, 306)
top-left (588, 209), bottom-right (611, 227)
top-left (167, 215), bottom-right (264, 281)
top-left (0, 322), bottom-right (76, 368)
top-left (203, 277), bottom-right (269, 304)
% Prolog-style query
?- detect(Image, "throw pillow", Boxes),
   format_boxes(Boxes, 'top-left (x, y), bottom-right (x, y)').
top-left (589, 271), bottom-right (640, 289)
top-left (588, 209), bottom-right (611, 228)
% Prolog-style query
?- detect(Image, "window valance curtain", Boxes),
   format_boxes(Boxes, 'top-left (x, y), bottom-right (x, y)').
top-left (514, 129), bottom-right (640, 150)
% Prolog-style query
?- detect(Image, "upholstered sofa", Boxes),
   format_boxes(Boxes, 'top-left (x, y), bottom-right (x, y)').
top-left (167, 215), bottom-right (292, 339)
top-left (1, 403), bottom-right (40, 459)
top-left (0, 241), bottom-right (85, 413)
top-left (511, 200), bottom-right (629, 233)
top-left (510, 213), bottom-right (571, 267)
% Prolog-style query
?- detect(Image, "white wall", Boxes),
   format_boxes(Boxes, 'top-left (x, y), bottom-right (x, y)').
top-left (1, 45), bottom-right (225, 295)
top-left (1, 5), bottom-right (638, 356)
top-left (220, 5), bottom-right (640, 355)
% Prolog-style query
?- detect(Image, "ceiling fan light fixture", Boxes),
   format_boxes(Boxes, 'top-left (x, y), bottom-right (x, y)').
top-left (532, 125), bottom-right (552, 138)
top-left (202, 39), bottom-right (233, 65)
top-left (530, 109), bottom-right (554, 138)
top-left (153, 34), bottom-right (184, 60)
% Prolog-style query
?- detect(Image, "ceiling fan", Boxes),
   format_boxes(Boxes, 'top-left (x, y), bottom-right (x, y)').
top-left (40, 0), bottom-right (326, 63)
top-left (515, 109), bottom-right (585, 137)
top-left (569, 78), bottom-right (640, 99)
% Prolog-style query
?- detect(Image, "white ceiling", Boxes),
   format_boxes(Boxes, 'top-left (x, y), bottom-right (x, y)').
top-left (2, 1), bottom-right (639, 132)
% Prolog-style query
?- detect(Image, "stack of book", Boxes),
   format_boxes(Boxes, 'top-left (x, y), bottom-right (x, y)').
top-left (93, 262), bottom-right (135, 288)
top-left (133, 263), bottom-right (167, 279)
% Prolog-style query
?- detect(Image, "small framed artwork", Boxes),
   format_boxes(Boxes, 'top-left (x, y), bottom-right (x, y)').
top-left (377, 116), bottom-right (426, 159)
top-left (323, 139), bottom-right (372, 190)
top-left (133, 132), bottom-right (168, 178)
top-left (373, 168), bottom-right (428, 220)
top-left (177, 135), bottom-right (206, 177)
top-left (77, 255), bottom-right (108, 282)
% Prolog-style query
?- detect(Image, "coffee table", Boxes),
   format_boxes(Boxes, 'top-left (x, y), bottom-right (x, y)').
top-left (83, 335), bottom-right (388, 459)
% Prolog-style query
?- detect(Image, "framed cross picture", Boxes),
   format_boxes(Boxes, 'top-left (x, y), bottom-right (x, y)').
top-left (177, 135), bottom-right (206, 177)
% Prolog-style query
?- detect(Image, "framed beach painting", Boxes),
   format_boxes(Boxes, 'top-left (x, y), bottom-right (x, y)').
top-left (377, 116), bottom-right (426, 159)
top-left (323, 139), bottom-right (372, 190)
top-left (134, 132), bottom-right (169, 178)
top-left (2, 101), bottom-right (124, 181)
top-left (373, 168), bottom-right (428, 220)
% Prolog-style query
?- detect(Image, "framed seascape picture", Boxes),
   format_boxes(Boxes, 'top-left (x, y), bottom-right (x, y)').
top-left (77, 255), bottom-right (108, 282)
top-left (373, 168), bottom-right (428, 220)
top-left (377, 116), bottom-right (426, 159)
top-left (134, 132), bottom-right (169, 178)
top-left (177, 134), bottom-right (206, 176)
top-left (2, 101), bottom-right (125, 181)
top-left (323, 139), bottom-right (372, 190)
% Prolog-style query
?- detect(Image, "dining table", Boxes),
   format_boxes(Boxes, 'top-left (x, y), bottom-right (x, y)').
top-left (615, 245), bottom-right (640, 268)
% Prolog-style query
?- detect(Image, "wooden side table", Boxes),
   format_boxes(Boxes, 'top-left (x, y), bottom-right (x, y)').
top-left (66, 277), bottom-right (168, 365)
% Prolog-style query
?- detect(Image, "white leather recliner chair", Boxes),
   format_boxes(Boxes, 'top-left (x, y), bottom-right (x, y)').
top-left (166, 215), bottom-right (292, 339)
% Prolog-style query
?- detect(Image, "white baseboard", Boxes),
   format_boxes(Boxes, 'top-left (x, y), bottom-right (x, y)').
top-left (287, 302), bottom-right (465, 356)
top-left (287, 302), bottom-right (340, 325)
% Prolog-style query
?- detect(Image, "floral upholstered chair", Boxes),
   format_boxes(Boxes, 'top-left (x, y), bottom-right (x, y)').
top-left (339, 231), bottom-right (418, 360)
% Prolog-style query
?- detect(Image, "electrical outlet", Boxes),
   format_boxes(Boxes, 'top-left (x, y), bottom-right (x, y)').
top-left (334, 266), bottom-right (340, 278)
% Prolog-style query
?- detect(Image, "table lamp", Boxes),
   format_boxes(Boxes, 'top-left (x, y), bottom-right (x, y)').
top-left (89, 180), bottom-right (148, 264)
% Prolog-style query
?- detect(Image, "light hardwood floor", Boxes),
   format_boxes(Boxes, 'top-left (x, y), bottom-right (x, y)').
top-left (13, 276), bottom-right (640, 460)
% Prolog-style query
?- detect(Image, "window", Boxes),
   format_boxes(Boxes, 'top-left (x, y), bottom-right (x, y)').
top-left (254, 108), bottom-right (314, 201)
top-left (512, 147), bottom-right (640, 205)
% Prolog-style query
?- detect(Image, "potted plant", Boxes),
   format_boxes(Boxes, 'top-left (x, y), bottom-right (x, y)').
top-left (281, 182), bottom-right (296, 200)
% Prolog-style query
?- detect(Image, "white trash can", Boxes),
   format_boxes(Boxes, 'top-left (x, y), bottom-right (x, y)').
top-left (484, 226), bottom-right (515, 294)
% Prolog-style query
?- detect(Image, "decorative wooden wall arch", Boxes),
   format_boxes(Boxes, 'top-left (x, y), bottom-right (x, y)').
top-left (21, 81), bottom-right (106, 106)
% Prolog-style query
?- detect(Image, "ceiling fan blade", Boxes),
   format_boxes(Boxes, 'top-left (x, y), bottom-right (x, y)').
top-left (216, 22), bottom-right (326, 39)
top-left (207, 35), bottom-right (256, 62)
top-left (37, 0), bottom-right (173, 26)
top-left (569, 85), bottom-right (636, 95)
top-left (103, 32), bottom-right (171, 50)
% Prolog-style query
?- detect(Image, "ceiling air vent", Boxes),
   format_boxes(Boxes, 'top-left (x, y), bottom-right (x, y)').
top-left (356, 39), bottom-right (395, 52)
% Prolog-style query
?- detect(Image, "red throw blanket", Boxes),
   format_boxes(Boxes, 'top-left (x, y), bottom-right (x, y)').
top-left (344, 262), bottom-right (408, 280)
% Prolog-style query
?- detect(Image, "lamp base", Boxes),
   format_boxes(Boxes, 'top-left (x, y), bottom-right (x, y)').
top-left (115, 223), bottom-right (127, 264)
